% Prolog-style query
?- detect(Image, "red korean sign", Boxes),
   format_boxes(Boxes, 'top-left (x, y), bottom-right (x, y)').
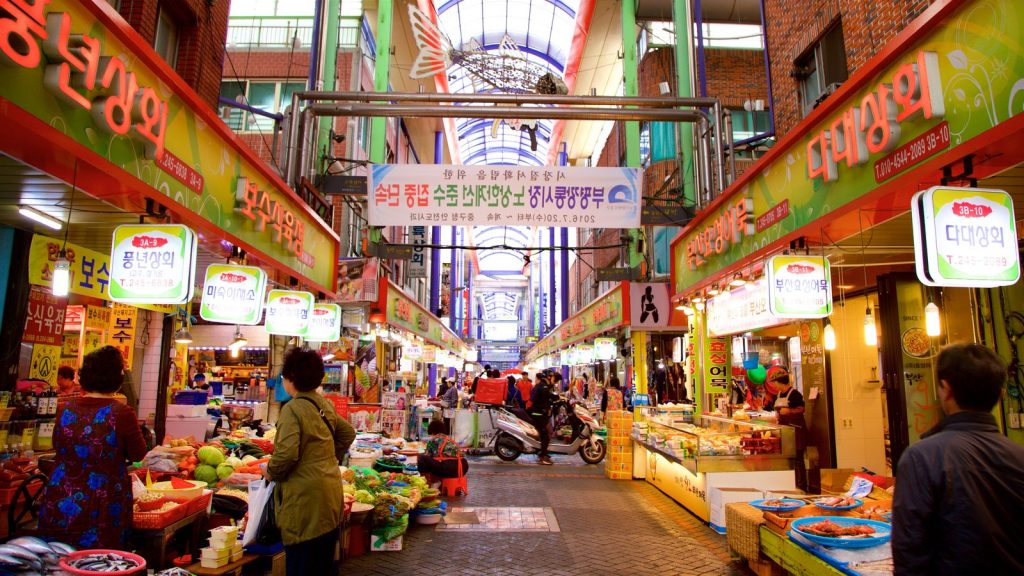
top-left (23, 286), bottom-right (67, 346)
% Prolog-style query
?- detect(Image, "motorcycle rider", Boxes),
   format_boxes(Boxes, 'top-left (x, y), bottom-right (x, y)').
top-left (529, 371), bottom-right (559, 465)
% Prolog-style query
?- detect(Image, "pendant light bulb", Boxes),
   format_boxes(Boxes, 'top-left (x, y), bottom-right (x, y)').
top-left (925, 301), bottom-right (941, 337)
top-left (823, 322), bottom-right (837, 351)
top-left (52, 251), bottom-right (71, 297)
top-left (864, 307), bottom-right (878, 347)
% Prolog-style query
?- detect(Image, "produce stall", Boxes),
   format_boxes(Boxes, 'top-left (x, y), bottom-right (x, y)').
top-left (632, 409), bottom-right (796, 532)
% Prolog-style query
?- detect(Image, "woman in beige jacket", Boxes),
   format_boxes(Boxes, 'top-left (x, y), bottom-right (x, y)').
top-left (265, 348), bottom-right (356, 575)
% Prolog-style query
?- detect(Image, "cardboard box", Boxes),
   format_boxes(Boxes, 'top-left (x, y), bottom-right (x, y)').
top-left (605, 471), bottom-right (632, 480)
top-left (371, 535), bottom-right (403, 552)
top-left (607, 444), bottom-right (632, 455)
top-left (820, 468), bottom-right (854, 493)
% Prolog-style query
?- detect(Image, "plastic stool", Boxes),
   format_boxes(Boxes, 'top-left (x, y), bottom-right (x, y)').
top-left (439, 474), bottom-right (468, 496)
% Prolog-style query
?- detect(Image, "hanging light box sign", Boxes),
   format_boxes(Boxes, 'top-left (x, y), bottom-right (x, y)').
top-left (200, 264), bottom-right (268, 325)
top-left (766, 255), bottom-right (833, 318)
top-left (404, 342), bottom-right (424, 360)
top-left (576, 344), bottom-right (595, 365)
top-left (706, 279), bottom-right (782, 336)
top-left (566, 348), bottom-right (579, 366)
top-left (435, 349), bottom-right (450, 366)
top-left (109, 224), bottom-right (196, 304)
top-left (304, 303), bottom-right (342, 342)
top-left (560, 350), bottom-right (570, 366)
top-left (594, 337), bottom-right (616, 361)
top-left (264, 290), bottom-right (314, 336)
top-left (912, 186), bottom-right (1020, 287)
top-left (422, 345), bottom-right (437, 363)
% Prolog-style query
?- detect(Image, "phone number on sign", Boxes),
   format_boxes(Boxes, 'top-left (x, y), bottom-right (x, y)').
top-left (874, 122), bottom-right (950, 182)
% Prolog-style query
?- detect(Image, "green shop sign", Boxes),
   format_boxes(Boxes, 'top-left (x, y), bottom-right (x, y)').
top-left (200, 264), bottom-right (268, 325)
top-left (527, 283), bottom-right (626, 361)
top-left (766, 255), bottom-right (833, 318)
top-left (265, 290), bottom-right (314, 336)
top-left (0, 0), bottom-right (337, 290)
top-left (673, 0), bottom-right (1024, 293)
top-left (109, 224), bottom-right (196, 305)
top-left (384, 280), bottom-right (465, 352)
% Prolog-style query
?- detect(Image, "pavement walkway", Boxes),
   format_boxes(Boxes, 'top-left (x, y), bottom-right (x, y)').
top-left (341, 454), bottom-right (752, 576)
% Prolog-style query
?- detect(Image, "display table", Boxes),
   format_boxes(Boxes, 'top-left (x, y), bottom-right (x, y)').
top-left (760, 526), bottom-right (846, 576)
top-left (130, 509), bottom-right (207, 569)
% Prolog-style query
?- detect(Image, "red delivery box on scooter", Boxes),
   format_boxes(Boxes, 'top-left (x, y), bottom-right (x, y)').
top-left (474, 378), bottom-right (507, 405)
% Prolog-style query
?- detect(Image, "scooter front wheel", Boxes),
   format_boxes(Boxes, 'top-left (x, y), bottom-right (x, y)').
top-left (495, 434), bottom-right (524, 462)
top-left (580, 439), bottom-right (606, 464)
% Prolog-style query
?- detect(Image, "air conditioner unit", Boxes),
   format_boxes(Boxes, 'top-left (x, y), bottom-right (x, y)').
top-left (814, 82), bottom-right (843, 108)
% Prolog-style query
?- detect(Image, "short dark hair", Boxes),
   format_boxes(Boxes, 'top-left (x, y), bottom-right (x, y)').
top-left (427, 419), bottom-right (446, 435)
top-left (282, 348), bottom-right (325, 392)
top-left (609, 375), bottom-right (621, 388)
top-left (79, 346), bottom-right (124, 393)
top-left (57, 366), bottom-right (75, 381)
top-left (937, 343), bottom-right (1007, 411)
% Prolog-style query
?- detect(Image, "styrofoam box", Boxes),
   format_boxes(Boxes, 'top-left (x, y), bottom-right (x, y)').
top-left (371, 535), bottom-right (403, 552)
top-left (165, 416), bottom-right (212, 442)
top-left (167, 404), bottom-right (208, 418)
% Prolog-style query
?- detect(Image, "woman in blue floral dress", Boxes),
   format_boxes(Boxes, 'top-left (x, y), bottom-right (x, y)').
top-left (38, 346), bottom-right (147, 548)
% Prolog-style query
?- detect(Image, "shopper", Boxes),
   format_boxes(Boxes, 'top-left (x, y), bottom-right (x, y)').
top-left (418, 419), bottom-right (469, 481)
top-left (265, 348), bottom-right (356, 576)
top-left (437, 377), bottom-right (450, 399)
top-left (505, 375), bottom-right (524, 409)
top-left (516, 372), bottom-right (534, 410)
top-left (529, 372), bottom-right (558, 465)
top-left (601, 375), bottom-right (624, 414)
top-left (892, 343), bottom-right (1024, 576)
top-left (38, 346), bottom-right (147, 549)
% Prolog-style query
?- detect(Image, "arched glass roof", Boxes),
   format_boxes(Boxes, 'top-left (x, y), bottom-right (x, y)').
top-left (433, 0), bottom-right (579, 166)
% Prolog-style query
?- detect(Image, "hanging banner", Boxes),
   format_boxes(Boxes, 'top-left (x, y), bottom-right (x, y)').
top-left (408, 226), bottom-right (428, 279)
top-left (200, 264), bottom-right (268, 325)
top-left (106, 304), bottom-right (138, 371)
top-left (912, 186), bottom-right (1020, 287)
top-left (63, 305), bottom-right (85, 333)
top-left (704, 336), bottom-right (730, 396)
top-left (86, 305), bottom-right (111, 330)
top-left (767, 255), bottom-right (833, 318)
top-left (336, 258), bottom-right (380, 303)
top-left (369, 164), bottom-right (643, 228)
top-left (435, 349), bottom-right (450, 366)
top-left (422, 345), bottom-right (437, 363)
top-left (305, 303), bottom-right (342, 342)
top-left (27, 236), bottom-right (175, 313)
top-left (264, 290), bottom-right (314, 336)
top-left (706, 279), bottom-right (783, 336)
top-left (630, 283), bottom-right (671, 329)
top-left (109, 224), bottom-right (197, 305)
top-left (404, 343), bottom-right (424, 360)
top-left (595, 337), bottom-right (616, 361)
top-left (23, 286), bottom-right (67, 346)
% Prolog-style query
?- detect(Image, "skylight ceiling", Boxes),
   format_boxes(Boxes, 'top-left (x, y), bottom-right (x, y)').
top-left (434, 0), bottom-right (580, 166)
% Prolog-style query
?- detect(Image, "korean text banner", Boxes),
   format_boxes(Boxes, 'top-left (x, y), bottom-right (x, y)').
top-left (265, 290), bottom-right (314, 336)
top-left (109, 224), bottom-right (196, 305)
top-left (369, 165), bottom-right (643, 228)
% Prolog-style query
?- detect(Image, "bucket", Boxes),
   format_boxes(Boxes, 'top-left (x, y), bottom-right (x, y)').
top-left (741, 352), bottom-right (759, 370)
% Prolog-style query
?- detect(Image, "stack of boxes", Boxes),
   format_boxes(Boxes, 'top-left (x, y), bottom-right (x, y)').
top-left (604, 410), bottom-right (633, 480)
top-left (201, 525), bottom-right (243, 569)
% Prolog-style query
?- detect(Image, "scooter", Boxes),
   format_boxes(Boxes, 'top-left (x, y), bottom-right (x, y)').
top-left (490, 399), bottom-right (606, 464)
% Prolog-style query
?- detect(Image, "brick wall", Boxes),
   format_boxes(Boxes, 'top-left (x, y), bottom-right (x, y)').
top-left (764, 0), bottom-right (937, 136)
top-left (117, 0), bottom-right (230, 110)
top-left (638, 47), bottom-right (767, 108)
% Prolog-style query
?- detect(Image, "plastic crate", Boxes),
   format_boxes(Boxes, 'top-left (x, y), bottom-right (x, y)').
top-left (0, 479), bottom-right (43, 506)
top-left (173, 391), bottom-right (209, 405)
top-left (133, 499), bottom-right (189, 529)
top-left (185, 490), bottom-right (213, 515)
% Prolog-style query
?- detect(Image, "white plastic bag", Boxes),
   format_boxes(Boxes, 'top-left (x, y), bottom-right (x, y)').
top-left (241, 479), bottom-right (276, 547)
top-left (131, 474), bottom-right (147, 500)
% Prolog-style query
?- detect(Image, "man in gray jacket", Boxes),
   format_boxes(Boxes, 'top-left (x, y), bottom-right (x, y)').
top-left (892, 343), bottom-right (1024, 575)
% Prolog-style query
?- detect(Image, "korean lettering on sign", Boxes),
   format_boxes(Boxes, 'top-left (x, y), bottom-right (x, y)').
top-left (807, 51), bottom-right (944, 183)
top-left (369, 165), bottom-right (642, 228)
top-left (767, 256), bottom-right (833, 318)
top-left (106, 303), bottom-right (137, 371)
top-left (23, 286), bottom-right (67, 346)
top-left (109, 225), bottom-right (196, 305)
top-left (0, 4), bottom-right (168, 158)
top-left (408, 226), bottom-right (427, 279)
top-left (235, 177), bottom-right (307, 263)
top-left (685, 197), bottom-right (755, 270)
top-left (704, 337), bottom-right (730, 394)
top-left (264, 290), bottom-right (314, 336)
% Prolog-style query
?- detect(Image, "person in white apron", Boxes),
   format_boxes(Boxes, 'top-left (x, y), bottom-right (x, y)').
top-left (769, 368), bottom-right (807, 490)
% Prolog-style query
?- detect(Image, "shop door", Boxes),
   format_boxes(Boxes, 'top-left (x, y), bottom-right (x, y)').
top-left (878, 273), bottom-right (945, 467)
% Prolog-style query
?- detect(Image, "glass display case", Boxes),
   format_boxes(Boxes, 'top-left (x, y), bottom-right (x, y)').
top-left (633, 410), bottom-right (795, 473)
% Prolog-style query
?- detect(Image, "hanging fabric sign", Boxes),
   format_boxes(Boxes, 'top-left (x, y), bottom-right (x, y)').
top-left (264, 290), bottom-right (314, 336)
top-left (200, 264), bottom-right (268, 325)
top-left (912, 186), bottom-right (1020, 287)
top-left (109, 224), bottom-right (196, 304)
top-left (106, 303), bottom-right (138, 371)
top-left (369, 164), bottom-right (642, 228)
top-left (766, 255), bottom-right (833, 318)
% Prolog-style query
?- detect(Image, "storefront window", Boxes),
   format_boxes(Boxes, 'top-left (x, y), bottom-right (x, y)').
top-left (794, 20), bottom-right (848, 116)
top-left (154, 8), bottom-right (179, 68)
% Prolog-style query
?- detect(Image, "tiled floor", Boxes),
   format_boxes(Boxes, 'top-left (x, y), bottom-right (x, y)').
top-left (437, 506), bottom-right (560, 532)
top-left (341, 454), bottom-right (751, 575)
